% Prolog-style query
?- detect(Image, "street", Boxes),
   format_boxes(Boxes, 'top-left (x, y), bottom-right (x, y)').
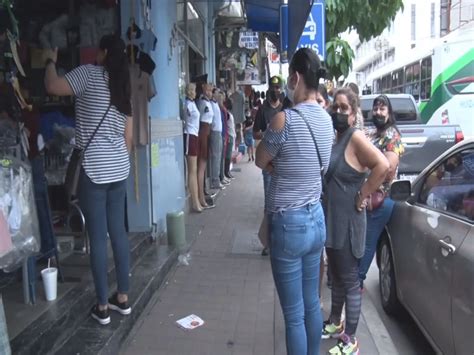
top-left (122, 162), bottom-right (436, 355)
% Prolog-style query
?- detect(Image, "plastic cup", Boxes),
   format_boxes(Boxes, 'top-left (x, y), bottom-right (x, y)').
top-left (41, 267), bottom-right (58, 301)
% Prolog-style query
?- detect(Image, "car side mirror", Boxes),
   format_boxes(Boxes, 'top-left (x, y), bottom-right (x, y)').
top-left (390, 180), bottom-right (412, 201)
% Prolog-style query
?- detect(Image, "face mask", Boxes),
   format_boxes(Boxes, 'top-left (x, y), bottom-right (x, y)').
top-left (269, 90), bottom-right (278, 102)
top-left (331, 112), bottom-right (350, 133)
top-left (373, 114), bottom-right (388, 129)
top-left (286, 84), bottom-right (295, 103)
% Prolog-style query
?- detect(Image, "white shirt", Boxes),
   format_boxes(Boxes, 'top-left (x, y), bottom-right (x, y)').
top-left (197, 96), bottom-right (213, 124)
top-left (183, 98), bottom-right (200, 136)
top-left (210, 100), bottom-right (222, 132)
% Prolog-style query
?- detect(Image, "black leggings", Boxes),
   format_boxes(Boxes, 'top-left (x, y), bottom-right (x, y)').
top-left (326, 242), bottom-right (361, 336)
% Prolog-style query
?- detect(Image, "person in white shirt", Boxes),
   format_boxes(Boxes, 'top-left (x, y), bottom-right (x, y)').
top-left (183, 83), bottom-right (202, 213)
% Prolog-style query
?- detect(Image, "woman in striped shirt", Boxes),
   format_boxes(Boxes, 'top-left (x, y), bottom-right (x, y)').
top-left (256, 48), bottom-right (334, 355)
top-left (44, 35), bottom-right (133, 325)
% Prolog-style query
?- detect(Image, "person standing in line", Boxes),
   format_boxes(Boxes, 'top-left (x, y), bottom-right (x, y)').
top-left (358, 95), bottom-right (404, 288)
top-left (253, 76), bottom-right (283, 256)
top-left (183, 83), bottom-right (202, 213)
top-left (322, 88), bottom-right (389, 355)
top-left (44, 35), bottom-right (133, 325)
top-left (209, 87), bottom-right (225, 190)
top-left (256, 48), bottom-right (333, 355)
top-left (243, 112), bottom-right (255, 162)
top-left (197, 83), bottom-right (215, 209)
top-left (345, 82), bottom-right (365, 130)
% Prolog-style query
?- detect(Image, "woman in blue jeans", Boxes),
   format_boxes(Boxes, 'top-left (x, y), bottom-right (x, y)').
top-left (359, 95), bottom-right (404, 287)
top-left (44, 35), bottom-right (133, 325)
top-left (256, 48), bottom-right (334, 355)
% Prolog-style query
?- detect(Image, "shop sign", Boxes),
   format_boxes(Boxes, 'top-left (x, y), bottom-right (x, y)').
top-left (236, 68), bottom-right (260, 85)
top-left (238, 31), bottom-right (259, 49)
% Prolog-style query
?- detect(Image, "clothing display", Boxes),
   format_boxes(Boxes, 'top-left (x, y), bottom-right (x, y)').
top-left (197, 97), bottom-right (213, 124)
top-left (230, 91), bottom-right (245, 124)
top-left (210, 100), bottom-right (222, 132)
top-left (79, 3), bottom-right (116, 48)
top-left (184, 98), bottom-right (200, 137)
top-left (130, 63), bottom-right (155, 146)
top-left (38, 14), bottom-right (69, 49)
top-left (0, 157), bottom-right (40, 272)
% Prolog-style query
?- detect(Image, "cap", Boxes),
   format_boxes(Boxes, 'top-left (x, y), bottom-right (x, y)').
top-left (269, 76), bottom-right (283, 87)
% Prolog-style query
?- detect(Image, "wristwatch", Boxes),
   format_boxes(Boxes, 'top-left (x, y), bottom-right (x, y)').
top-left (45, 58), bottom-right (56, 66)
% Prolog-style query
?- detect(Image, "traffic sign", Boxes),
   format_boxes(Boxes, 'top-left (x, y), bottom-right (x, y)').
top-left (280, 2), bottom-right (326, 63)
top-left (296, 3), bottom-right (325, 60)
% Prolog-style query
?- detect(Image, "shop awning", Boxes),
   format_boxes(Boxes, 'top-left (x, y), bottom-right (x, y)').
top-left (244, 0), bottom-right (314, 58)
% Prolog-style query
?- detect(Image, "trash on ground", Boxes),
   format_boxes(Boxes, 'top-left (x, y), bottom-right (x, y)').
top-left (177, 253), bottom-right (191, 266)
top-left (176, 314), bottom-right (205, 330)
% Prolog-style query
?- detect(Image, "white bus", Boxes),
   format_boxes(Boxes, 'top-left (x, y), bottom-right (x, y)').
top-left (366, 26), bottom-right (474, 138)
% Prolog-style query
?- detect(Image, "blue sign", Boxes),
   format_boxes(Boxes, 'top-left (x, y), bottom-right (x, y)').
top-left (280, 2), bottom-right (326, 63)
top-left (297, 3), bottom-right (326, 60)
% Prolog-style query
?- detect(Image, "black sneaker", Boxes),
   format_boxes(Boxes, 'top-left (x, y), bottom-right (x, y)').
top-left (91, 305), bottom-right (111, 325)
top-left (261, 247), bottom-right (269, 256)
top-left (108, 293), bottom-right (131, 315)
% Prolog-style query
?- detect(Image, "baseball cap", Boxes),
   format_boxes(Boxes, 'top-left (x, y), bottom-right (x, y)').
top-left (269, 76), bottom-right (283, 87)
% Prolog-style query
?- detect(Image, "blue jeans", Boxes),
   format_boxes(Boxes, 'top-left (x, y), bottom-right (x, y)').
top-left (270, 202), bottom-right (326, 355)
top-left (359, 198), bottom-right (395, 282)
top-left (79, 171), bottom-right (130, 305)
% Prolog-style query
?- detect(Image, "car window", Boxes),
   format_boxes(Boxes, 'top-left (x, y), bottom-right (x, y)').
top-left (418, 148), bottom-right (474, 221)
top-left (360, 97), bottom-right (418, 123)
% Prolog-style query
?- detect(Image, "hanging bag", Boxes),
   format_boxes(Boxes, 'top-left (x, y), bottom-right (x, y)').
top-left (64, 104), bottom-right (111, 199)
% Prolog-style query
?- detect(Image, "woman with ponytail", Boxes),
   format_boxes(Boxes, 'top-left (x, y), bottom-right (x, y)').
top-left (44, 34), bottom-right (133, 325)
top-left (255, 48), bottom-right (334, 354)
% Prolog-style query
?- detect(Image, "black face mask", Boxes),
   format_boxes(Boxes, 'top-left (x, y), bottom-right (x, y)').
top-left (373, 114), bottom-right (388, 129)
top-left (331, 112), bottom-right (350, 133)
top-left (269, 90), bottom-right (278, 102)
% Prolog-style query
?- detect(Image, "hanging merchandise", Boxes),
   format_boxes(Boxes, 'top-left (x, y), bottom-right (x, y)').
top-left (0, 157), bottom-right (40, 272)
top-left (130, 63), bottom-right (155, 146)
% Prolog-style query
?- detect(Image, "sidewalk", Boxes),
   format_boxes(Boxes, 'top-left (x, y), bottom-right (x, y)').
top-left (121, 162), bottom-right (398, 355)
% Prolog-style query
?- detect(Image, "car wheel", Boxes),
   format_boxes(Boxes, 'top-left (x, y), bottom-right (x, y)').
top-left (379, 237), bottom-right (402, 315)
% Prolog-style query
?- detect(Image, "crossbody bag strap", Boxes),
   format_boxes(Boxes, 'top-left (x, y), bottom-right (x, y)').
top-left (290, 108), bottom-right (324, 175)
top-left (83, 104), bottom-right (112, 152)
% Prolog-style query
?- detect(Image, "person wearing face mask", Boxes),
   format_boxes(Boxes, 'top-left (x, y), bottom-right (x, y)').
top-left (322, 88), bottom-right (389, 354)
top-left (253, 75), bottom-right (283, 256)
top-left (255, 48), bottom-right (334, 355)
top-left (317, 83), bottom-right (330, 110)
top-left (358, 95), bottom-right (404, 288)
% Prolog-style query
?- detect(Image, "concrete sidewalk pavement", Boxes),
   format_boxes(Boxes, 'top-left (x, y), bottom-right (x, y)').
top-left (121, 162), bottom-right (398, 355)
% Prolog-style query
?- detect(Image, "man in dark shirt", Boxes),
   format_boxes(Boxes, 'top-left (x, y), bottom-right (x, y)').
top-left (253, 76), bottom-right (284, 256)
top-left (253, 76), bottom-right (283, 140)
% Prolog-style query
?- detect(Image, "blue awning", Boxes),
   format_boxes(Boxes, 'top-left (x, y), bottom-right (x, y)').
top-left (244, 0), bottom-right (314, 59)
top-left (244, 0), bottom-right (280, 33)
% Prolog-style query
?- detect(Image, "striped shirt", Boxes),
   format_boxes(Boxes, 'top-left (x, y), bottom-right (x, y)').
top-left (65, 65), bottom-right (130, 184)
top-left (261, 102), bottom-right (333, 212)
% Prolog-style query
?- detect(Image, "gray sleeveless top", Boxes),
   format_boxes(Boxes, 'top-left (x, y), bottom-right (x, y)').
top-left (323, 128), bottom-right (368, 258)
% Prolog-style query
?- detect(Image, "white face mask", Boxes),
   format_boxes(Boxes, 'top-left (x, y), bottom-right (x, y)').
top-left (286, 74), bottom-right (297, 103)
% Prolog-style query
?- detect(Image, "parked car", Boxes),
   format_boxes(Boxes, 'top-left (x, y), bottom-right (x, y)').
top-left (360, 94), bottom-right (464, 182)
top-left (376, 138), bottom-right (474, 354)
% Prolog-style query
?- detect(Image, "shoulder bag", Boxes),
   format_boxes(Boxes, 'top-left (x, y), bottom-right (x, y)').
top-left (65, 104), bottom-right (112, 200)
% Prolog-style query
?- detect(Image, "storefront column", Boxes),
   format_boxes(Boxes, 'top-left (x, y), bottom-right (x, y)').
top-left (146, 0), bottom-right (186, 234)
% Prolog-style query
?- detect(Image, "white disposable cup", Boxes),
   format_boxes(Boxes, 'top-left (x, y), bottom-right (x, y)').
top-left (41, 267), bottom-right (58, 301)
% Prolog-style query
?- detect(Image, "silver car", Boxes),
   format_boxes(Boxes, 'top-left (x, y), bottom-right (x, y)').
top-left (377, 139), bottom-right (474, 355)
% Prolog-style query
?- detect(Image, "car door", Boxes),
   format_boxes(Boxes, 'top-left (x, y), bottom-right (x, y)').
top-left (401, 147), bottom-right (473, 354)
top-left (452, 227), bottom-right (474, 355)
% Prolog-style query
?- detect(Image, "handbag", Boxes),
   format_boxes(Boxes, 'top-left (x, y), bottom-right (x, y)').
top-left (64, 104), bottom-right (112, 199)
top-left (368, 188), bottom-right (387, 211)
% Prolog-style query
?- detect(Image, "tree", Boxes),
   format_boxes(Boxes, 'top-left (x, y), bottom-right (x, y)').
top-left (324, 0), bottom-right (404, 81)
